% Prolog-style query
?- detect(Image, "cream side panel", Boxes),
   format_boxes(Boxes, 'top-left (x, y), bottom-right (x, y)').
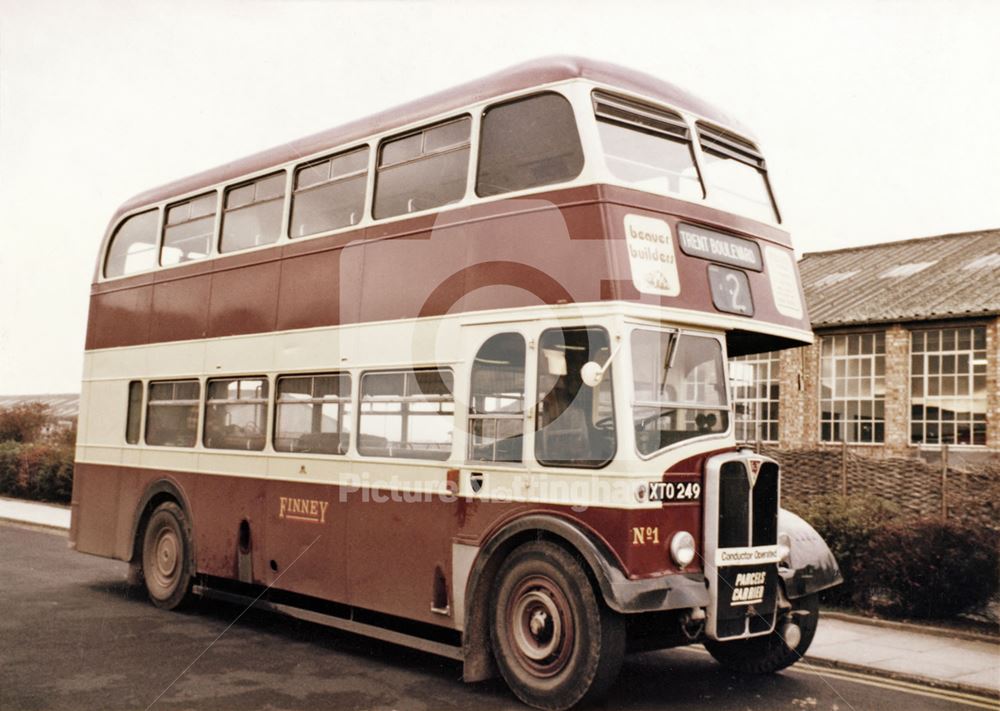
top-left (140, 447), bottom-right (200, 473)
top-left (147, 341), bottom-right (208, 378)
top-left (204, 333), bottom-right (279, 375)
top-left (87, 379), bottom-right (128, 448)
top-left (276, 328), bottom-right (352, 372)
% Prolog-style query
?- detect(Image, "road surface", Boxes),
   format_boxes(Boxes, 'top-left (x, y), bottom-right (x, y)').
top-left (0, 523), bottom-right (993, 711)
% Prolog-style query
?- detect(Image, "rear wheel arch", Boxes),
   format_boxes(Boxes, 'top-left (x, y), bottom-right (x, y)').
top-left (461, 515), bottom-right (624, 683)
top-left (129, 479), bottom-right (194, 565)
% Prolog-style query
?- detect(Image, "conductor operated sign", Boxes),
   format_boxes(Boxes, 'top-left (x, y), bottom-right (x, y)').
top-left (624, 214), bottom-right (680, 297)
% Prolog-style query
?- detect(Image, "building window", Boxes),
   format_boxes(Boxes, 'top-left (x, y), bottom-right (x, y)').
top-left (274, 373), bottom-right (351, 454)
top-left (911, 326), bottom-right (987, 446)
top-left (220, 172), bottom-right (285, 253)
top-left (125, 381), bottom-right (143, 444)
top-left (468, 333), bottom-right (525, 463)
top-left (161, 192), bottom-right (216, 266)
top-left (104, 209), bottom-right (159, 278)
top-left (476, 93), bottom-right (584, 197)
top-left (290, 147), bottom-right (369, 238)
top-left (730, 351), bottom-right (780, 443)
top-left (820, 333), bottom-right (885, 443)
top-left (374, 117), bottom-right (470, 219)
top-left (145, 380), bottom-right (200, 447)
top-left (204, 377), bottom-right (269, 451)
top-left (358, 369), bottom-right (454, 460)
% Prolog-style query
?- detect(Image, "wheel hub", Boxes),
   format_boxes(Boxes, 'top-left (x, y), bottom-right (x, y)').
top-left (506, 576), bottom-right (575, 677)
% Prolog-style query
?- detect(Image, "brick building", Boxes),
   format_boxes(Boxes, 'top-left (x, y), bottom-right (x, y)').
top-left (731, 229), bottom-right (1000, 464)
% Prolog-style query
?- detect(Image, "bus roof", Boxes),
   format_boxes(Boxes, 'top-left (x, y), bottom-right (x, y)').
top-left (112, 56), bottom-right (748, 224)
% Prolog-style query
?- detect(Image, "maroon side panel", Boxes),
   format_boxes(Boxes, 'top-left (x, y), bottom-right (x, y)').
top-left (85, 187), bottom-right (808, 353)
top-left (85, 284), bottom-right (153, 350)
top-left (208, 261), bottom-right (281, 338)
top-left (343, 484), bottom-right (454, 625)
top-left (71, 463), bottom-right (126, 558)
top-left (276, 248), bottom-right (345, 332)
top-left (151, 271), bottom-right (212, 343)
top-left (71, 463), bottom-right (708, 628)
top-left (263, 480), bottom-right (348, 602)
top-left (188, 474), bottom-right (266, 582)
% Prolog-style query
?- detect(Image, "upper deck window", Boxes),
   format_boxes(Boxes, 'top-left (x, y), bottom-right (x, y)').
top-left (593, 91), bottom-right (702, 199)
top-left (476, 93), bottom-right (584, 197)
top-left (697, 123), bottom-right (778, 223)
top-left (161, 192), bottom-right (216, 266)
top-left (374, 118), bottom-right (470, 219)
top-left (220, 172), bottom-right (285, 253)
top-left (104, 209), bottom-right (159, 278)
top-left (290, 147), bottom-right (369, 238)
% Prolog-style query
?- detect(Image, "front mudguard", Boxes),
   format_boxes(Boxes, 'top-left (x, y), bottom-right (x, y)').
top-left (777, 509), bottom-right (843, 599)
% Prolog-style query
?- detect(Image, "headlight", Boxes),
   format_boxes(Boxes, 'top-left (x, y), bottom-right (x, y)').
top-left (670, 531), bottom-right (696, 568)
top-left (777, 532), bottom-right (791, 565)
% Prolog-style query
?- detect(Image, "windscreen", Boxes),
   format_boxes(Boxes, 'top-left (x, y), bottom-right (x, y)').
top-left (631, 329), bottom-right (729, 455)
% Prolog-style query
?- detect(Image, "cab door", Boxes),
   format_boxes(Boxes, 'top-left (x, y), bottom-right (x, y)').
top-left (459, 328), bottom-right (533, 503)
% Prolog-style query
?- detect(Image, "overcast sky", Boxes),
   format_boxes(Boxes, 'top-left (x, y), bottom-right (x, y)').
top-left (1, 0), bottom-right (998, 395)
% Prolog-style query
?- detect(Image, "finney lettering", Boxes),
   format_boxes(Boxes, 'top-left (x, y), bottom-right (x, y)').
top-left (279, 496), bottom-right (330, 523)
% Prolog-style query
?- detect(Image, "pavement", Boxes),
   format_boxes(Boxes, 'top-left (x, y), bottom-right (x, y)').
top-left (2, 496), bottom-right (998, 702)
top-left (0, 495), bottom-right (71, 529)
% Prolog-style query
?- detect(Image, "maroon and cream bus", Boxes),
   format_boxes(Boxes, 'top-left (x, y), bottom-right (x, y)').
top-left (71, 57), bottom-right (841, 710)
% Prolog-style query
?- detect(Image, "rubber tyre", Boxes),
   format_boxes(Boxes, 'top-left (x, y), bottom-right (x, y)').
top-left (490, 541), bottom-right (625, 711)
top-left (141, 501), bottom-right (194, 610)
top-left (704, 593), bottom-right (819, 674)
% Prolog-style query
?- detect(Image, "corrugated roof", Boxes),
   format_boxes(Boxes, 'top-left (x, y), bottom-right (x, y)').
top-left (800, 229), bottom-right (1000, 327)
top-left (0, 394), bottom-right (79, 421)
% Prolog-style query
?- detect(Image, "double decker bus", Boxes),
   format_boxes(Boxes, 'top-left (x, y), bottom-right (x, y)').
top-left (72, 57), bottom-right (841, 710)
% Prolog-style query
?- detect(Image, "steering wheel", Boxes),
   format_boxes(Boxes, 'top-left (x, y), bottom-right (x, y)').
top-left (593, 415), bottom-right (615, 432)
top-left (636, 408), bottom-right (676, 432)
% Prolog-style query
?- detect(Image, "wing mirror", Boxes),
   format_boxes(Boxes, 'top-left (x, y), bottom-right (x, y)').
top-left (580, 342), bottom-right (622, 388)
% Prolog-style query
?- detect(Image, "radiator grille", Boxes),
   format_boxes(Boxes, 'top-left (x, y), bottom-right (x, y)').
top-left (752, 462), bottom-right (779, 546)
top-left (718, 462), bottom-right (750, 548)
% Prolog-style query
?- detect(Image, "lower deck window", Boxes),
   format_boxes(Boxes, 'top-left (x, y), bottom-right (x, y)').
top-left (145, 380), bottom-right (200, 447)
top-left (204, 377), bottom-right (269, 451)
top-left (275, 373), bottom-right (351, 454)
top-left (359, 369), bottom-right (454, 460)
top-left (468, 333), bottom-right (526, 463)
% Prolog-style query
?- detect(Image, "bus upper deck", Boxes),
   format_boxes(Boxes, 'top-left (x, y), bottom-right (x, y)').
top-left (88, 56), bottom-right (811, 358)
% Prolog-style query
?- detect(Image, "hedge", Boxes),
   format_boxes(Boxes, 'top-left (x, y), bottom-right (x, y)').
top-left (0, 441), bottom-right (74, 504)
top-left (792, 494), bottom-right (999, 619)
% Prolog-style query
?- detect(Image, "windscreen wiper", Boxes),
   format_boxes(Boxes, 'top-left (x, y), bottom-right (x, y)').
top-left (659, 333), bottom-right (679, 396)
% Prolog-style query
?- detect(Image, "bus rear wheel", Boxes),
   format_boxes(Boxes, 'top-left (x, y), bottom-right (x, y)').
top-left (490, 541), bottom-right (625, 711)
top-left (141, 501), bottom-right (194, 610)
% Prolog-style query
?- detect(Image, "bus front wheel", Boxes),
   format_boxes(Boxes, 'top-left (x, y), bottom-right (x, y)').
top-left (141, 501), bottom-right (194, 610)
top-left (489, 541), bottom-right (625, 711)
top-left (703, 593), bottom-right (819, 674)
